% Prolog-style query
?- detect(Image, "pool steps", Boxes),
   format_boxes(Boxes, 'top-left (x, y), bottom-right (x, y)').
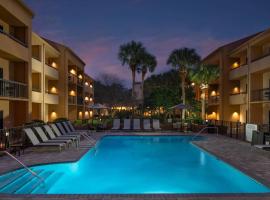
top-left (0, 169), bottom-right (63, 194)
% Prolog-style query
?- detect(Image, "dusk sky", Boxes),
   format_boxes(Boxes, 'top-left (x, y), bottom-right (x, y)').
top-left (25, 0), bottom-right (270, 87)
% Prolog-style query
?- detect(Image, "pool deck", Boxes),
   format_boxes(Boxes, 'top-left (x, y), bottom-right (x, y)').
top-left (0, 131), bottom-right (270, 200)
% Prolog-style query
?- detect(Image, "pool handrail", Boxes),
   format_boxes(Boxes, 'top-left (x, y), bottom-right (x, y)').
top-left (192, 126), bottom-right (219, 140)
top-left (1, 150), bottom-right (45, 186)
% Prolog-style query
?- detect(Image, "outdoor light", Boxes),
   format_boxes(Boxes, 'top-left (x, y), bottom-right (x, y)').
top-left (90, 97), bottom-right (93, 101)
top-left (70, 90), bottom-right (76, 96)
top-left (70, 69), bottom-right (76, 75)
top-left (85, 96), bottom-right (89, 101)
top-left (51, 111), bottom-right (57, 119)
top-left (50, 86), bottom-right (57, 94)
top-left (78, 74), bottom-right (83, 79)
top-left (90, 84), bottom-right (93, 88)
top-left (51, 62), bottom-right (57, 68)
top-left (211, 91), bottom-right (216, 96)
top-left (85, 82), bottom-right (89, 86)
top-left (191, 82), bottom-right (195, 86)
top-left (233, 62), bottom-right (239, 68)
top-left (233, 87), bottom-right (239, 94)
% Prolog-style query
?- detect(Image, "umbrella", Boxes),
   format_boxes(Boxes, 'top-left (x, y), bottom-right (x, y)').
top-left (170, 103), bottom-right (191, 110)
top-left (89, 103), bottom-right (109, 109)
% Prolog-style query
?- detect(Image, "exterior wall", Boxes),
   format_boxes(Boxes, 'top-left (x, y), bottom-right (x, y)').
top-left (0, 0), bottom-right (33, 128)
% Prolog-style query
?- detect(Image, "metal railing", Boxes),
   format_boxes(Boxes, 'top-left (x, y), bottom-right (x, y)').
top-left (251, 88), bottom-right (270, 101)
top-left (0, 79), bottom-right (28, 99)
top-left (192, 126), bottom-right (218, 140)
top-left (2, 151), bottom-right (45, 185)
top-left (68, 96), bottom-right (76, 105)
top-left (208, 95), bottom-right (220, 104)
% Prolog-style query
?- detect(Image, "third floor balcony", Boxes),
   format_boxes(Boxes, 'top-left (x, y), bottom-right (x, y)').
top-left (251, 88), bottom-right (270, 102)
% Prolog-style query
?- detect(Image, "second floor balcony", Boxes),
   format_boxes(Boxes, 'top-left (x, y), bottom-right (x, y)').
top-left (0, 79), bottom-right (28, 99)
top-left (229, 92), bottom-right (247, 105)
top-left (68, 96), bottom-right (76, 105)
top-left (251, 88), bottom-right (270, 102)
top-left (208, 95), bottom-right (220, 105)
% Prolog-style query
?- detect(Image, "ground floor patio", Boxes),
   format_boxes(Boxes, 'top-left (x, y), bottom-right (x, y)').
top-left (0, 132), bottom-right (270, 200)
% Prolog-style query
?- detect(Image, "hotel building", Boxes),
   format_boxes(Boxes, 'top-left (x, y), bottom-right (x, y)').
top-left (0, 0), bottom-right (94, 129)
top-left (0, 0), bottom-right (33, 129)
top-left (204, 29), bottom-right (270, 125)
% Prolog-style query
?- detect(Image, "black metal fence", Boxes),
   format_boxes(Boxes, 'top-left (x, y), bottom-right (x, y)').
top-left (0, 79), bottom-right (28, 99)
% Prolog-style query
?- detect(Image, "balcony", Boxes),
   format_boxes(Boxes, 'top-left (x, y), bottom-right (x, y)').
top-left (229, 64), bottom-right (248, 80)
top-left (68, 73), bottom-right (77, 84)
top-left (251, 88), bottom-right (270, 102)
top-left (250, 53), bottom-right (270, 74)
top-left (208, 95), bottom-right (220, 105)
top-left (68, 96), bottom-right (76, 105)
top-left (0, 30), bottom-right (28, 61)
top-left (0, 79), bottom-right (28, 99)
top-left (229, 92), bottom-right (247, 105)
top-left (32, 90), bottom-right (42, 103)
top-left (45, 93), bottom-right (59, 104)
top-left (77, 96), bottom-right (84, 106)
top-left (45, 64), bottom-right (59, 79)
top-left (32, 58), bottom-right (42, 73)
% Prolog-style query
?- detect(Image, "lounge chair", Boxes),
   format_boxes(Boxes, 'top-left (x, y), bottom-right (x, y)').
top-left (66, 121), bottom-right (89, 133)
top-left (143, 119), bottom-right (151, 130)
top-left (23, 128), bottom-right (65, 151)
top-left (153, 119), bottom-right (161, 130)
top-left (57, 122), bottom-right (94, 143)
top-left (50, 124), bottom-right (80, 141)
top-left (43, 125), bottom-right (79, 148)
top-left (111, 119), bottom-right (120, 130)
top-left (33, 127), bottom-right (72, 147)
top-left (133, 119), bottom-right (141, 130)
top-left (254, 145), bottom-right (270, 150)
top-left (123, 119), bottom-right (131, 130)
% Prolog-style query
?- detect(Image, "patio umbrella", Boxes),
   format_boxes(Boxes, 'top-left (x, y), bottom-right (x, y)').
top-left (89, 103), bottom-right (109, 109)
top-left (170, 103), bottom-right (191, 110)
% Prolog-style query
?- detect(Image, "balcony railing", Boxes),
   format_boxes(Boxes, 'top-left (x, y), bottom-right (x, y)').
top-left (251, 88), bottom-right (270, 102)
top-left (68, 96), bottom-right (76, 105)
top-left (208, 95), bottom-right (220, 105)
top-left (68, 73), bottom-right (77, 84)
top-left (0, 29), bottom-right (27, 47)
top-left (77, 96), bottom-right (84, 105)
top-left (0, 79), bottom-right (28, 99)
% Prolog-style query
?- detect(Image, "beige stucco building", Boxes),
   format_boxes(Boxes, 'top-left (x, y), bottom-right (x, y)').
top-left (0, 0), bottom-right (94, 129)
top-left (204, 29), bottom-right (270, 125)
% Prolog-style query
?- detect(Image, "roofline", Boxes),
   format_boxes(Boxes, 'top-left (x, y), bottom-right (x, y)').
top-left (202, 31), bottom-right (263, 61)
top-left (17, 0), bottom-right (35, 17)
top-left (42, 38), bottom-right (86, 66)
top-left (32, 32), bottom-right (60, 55)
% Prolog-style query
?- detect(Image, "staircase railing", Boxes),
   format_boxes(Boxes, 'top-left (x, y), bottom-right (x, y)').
top-left (192, 126), bottom-right (218, 140)
top-left (2, 151), bottom-right (45, 185)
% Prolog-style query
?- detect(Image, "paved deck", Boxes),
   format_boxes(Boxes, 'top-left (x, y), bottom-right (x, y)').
top-left (0, 132), bottom-right (270, 200)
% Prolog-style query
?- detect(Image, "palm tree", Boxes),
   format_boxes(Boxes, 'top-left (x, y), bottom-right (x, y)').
top-left (167, 48), bottom-right (201, 120)
top-left (118, 41), bottom-right (145, 97)
top-left (139, 52), bottom-right (157, 90)
top-left (189, 63), bottom-right (219, 119)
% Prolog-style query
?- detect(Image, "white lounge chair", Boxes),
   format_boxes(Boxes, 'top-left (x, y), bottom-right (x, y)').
top-left (23, 128), bottom-right (65, 151)
top-left (123, 119), bottom-right (131, 130)
top-left (133, 119), bottom-right (141, 130)
top-left (111, 119), bottom-right (120, 130)
top-left (43, 125), bottom-right (79, 147)
top-left (143, 119), bottom-right (151, 130)
top-left (33, 127), bottom-right (72, 147)
top-left (153, 119), bottom-right (161, 130)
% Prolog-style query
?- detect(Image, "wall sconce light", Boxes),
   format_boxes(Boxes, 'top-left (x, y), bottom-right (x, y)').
top-left (70, 69), bottom-right (76, 75)
top-left (78, 74), bottom-right (83, 79)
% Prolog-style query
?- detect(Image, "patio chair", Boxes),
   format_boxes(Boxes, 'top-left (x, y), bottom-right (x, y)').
top-left (153, 119), bottom-right (161, 130)
top-left (123, 119), bottom-right (131, 130)
top-left (33, 127), bottom-right (72, 147)
top-left (23, 128), bottom-right (65, 151)
top-left (50, 123), bottom-right (80, 141)
top-left (111, 119), bottom-right (120, 130)
top-left (133, 119), bottom-right (141, 130)
top-left (143, 119), bottom-right (151, 130)
top-left (57, 122), bottom-right (94, 143)
top-left (43, 125), bottom-right (79, 148)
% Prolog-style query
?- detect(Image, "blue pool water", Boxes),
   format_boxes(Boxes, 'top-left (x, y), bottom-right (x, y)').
top-left (0, 135), bottom-right (269, 194)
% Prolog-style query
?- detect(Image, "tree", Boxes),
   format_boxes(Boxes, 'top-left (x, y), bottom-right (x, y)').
top-left (189, 63), bottom-right (219, 119)
top-left (167, 48), bottom-right (201, 120)
top-left (118, 41), bottom-right (146, 98)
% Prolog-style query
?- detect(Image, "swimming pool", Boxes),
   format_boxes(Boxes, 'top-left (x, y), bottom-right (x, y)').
top-left (0, 135), bottom-right (269, 194)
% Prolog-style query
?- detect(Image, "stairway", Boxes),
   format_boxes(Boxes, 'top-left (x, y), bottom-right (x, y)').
top-left (0, 169), bottom-right (63, 194)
